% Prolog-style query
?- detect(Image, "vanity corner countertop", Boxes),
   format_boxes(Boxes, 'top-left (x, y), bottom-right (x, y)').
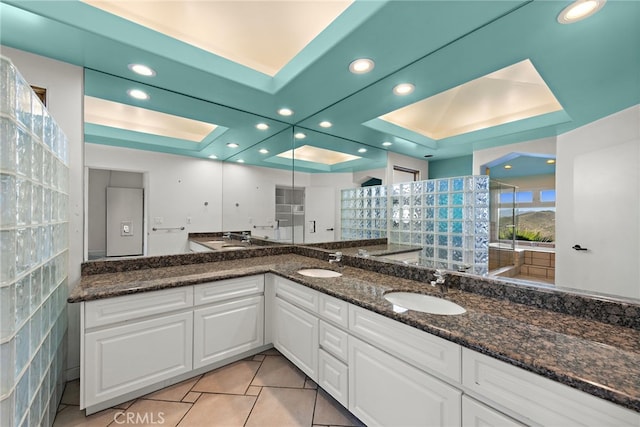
top-left (70, 253), bottom-right (640, 413)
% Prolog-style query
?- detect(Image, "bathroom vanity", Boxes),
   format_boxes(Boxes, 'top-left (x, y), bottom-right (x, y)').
top-left (70, 246), bottom-right (640, 426)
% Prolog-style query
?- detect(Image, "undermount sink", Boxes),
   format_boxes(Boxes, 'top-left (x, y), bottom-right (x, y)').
top-left (221, 244), bottom-right (246, 249)
top-left (384, 292), bottom-right (466, 315)
top-left (297, 269), bottom-right (342, 278)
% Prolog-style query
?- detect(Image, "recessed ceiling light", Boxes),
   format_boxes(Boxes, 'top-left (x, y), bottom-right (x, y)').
top-left (256, 123), bottom-right (269, 130)
top-left (226, 142), bottom-right (239, 148)
top-left (278, 108), bottom-right (294, 116)
top-left (504, 164), bottom-right (513, 169)
top-left (557, 0), bottom-right (606, 24)
top-left (237, 159), bottom-right (245, 163)
top-left (349, 58), bottom-right (375, 74)
top-left (259, 148), bottom-right (269, 154)
top-left (319, 121), bottom-right (332, 128)
top-left (393, 83), bottom-right (415, 96)
top-left (294, 132), bottom-right (306, 139)
top-left (127, 89), bottom-right (149, 100)
top-left (128, 64), bottom-right (156, 77)
top-left (208, 154), bottom-right (218, 159)
top-left (547, 159), bottom-right (556, 164)
top-left (358, 148), bottom-right (367, 153)
top-left (382, 141), bottom-right (392, 147)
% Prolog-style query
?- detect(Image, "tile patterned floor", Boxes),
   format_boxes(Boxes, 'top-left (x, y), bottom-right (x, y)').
top-left (53, 349), bottom-right (365, 427)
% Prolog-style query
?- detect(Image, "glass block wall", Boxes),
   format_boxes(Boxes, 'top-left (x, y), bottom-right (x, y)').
top-left (340, 185), bottom-right (387, 240)
top-left (1, 56), bottom-right (69, 427)
top-left (341, 176), bottom-right (490, 274)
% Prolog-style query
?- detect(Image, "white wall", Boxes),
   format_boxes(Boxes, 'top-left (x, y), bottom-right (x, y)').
top-left (221, 162), bottom-right (293, 240)
top-left (3, 46), bottom-right (85, 379)
top-left (85, 144), bottom-right (224, 255)
top-left (473, 137), bottom-right (557, 175)
top-left (87, 169), bottom-right (143, 258)
top-left (556, 105), bottom-right (640, 300)
top-left (387, 152), bottom-right (429, 183)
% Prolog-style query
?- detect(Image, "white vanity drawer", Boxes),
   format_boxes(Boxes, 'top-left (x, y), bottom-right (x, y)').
top-left (85, 287), bottom-right (193, 329)
top-left (319, 320), bottom-right (349, 362)
top-left (274, 276), bottom-right (318, 313)
top-left (194, 275), bottom-right (264, 306)
top-left (462, 349), bottom-right (640, 426)
top-left (318, 293), bottom-right (348, 328)
top-left (348, 305), bottom-right (461, 383)
top-left (318, 349), bottom-right (348, 408)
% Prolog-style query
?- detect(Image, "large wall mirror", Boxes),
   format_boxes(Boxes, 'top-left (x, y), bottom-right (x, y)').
top-left (51, 0), bottom-right (636, 303)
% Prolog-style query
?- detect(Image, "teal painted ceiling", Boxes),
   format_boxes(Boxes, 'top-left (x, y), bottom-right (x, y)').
top-left (1, 0), bottom-right (638, 173)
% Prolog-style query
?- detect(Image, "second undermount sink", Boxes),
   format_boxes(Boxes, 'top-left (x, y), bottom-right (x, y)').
top-left (384, 292), bottom-right (466, 315)
top-left (297, 269), bottom-right (342, 278)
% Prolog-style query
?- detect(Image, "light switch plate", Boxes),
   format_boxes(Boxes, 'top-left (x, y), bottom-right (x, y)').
top-left (121, 221), bottom-right (133, 236)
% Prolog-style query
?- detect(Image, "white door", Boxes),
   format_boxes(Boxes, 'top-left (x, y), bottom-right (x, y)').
top-left (305, 186), bottom-right (335, 243)
top-left (193, 296), bottom-right (264, 369)
top-left (273, 297), bottom-right (319, 380)
top-left (106, 187), bottom-right (143, 256)
top-left (556, 107), bottom-right (640, 299)
top-left (348, 336), bottom-right (461, 427)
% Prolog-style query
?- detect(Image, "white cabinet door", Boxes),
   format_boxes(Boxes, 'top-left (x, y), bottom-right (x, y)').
top-left (84, 311), bottom-right (192, 408)
top-left (193, 296), bottom-right (264, 369)
top-left (318, 349), bottom-right (348, 408)
top-left (462, 396), bottom-right (523, 427)
top-left (273, 297), bottom-right (319, 381)
top-left (349, 336), bottom-right (461, 427)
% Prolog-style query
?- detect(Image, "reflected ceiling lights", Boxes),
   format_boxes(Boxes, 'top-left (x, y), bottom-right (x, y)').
top-left (208, 154), bottom-right (218, 159)
top-left (128, 63), bottom-right (156, 77)
top-left (259, 148), bottom-right (269, 154)
top-left (277, 145), bottom-right (361, 165)
top-left (237, 159), bottom-right (245, 163)
top-left (127, 89), bottom-right (150, 100)
top-left (319, 121), bottom-right (332, 128)
top-left (382, 141), bottom-right (392, 147)
top-left (557, 0), bottom-right (606, 24)
top-left (256, 123), bottom-right (269, 130)
top-left (393, 83), bottom-right (415, 96)
top-left (226, 142), bottom-right (239, 148)
top-left (278, 108), bottom-right (294, 116)
top-left (357, 148), bottom-right (367, 153)
top-left (349, 58), bottom-right (375, 74)
top-left (504, 164), bottom-right (512, 169)
top-left (294, 132), bottom-right (306, 139)
top-left (547, 159), bottom-right (556, 164)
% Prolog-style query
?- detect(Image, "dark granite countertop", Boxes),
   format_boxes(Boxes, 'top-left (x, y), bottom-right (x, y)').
top-left (70, 253), bottom-right (640, 413)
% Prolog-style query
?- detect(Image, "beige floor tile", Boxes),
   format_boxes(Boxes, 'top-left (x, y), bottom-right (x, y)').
top-left (251, 355), bottom-right (306, 388)
top-left (52, 406), bottom-right (121, 427)
top-left (259, 348), bottom-right (282, 356)
top-left (121, 399), bottom-right (191, 427)
top-left (177, 393), bottom-right (256, 427)
top-left (112, 399), bottom-right (136, 410)
top-left (144, 376), bottom-right (201, 402)
top-left (245, 386), bottom-right (262, 396)
top-left (57, 404), bottom-right (68, 413)
top-left (181, 392), bottom-right (201, 403)
top-left (192, 360), bottom-right (261, 395)
top-left (245, 387), bottom-right (316, 427)
top-left (313, 390), bottom-right (363, 426)
top-left (60, 380), bottom-right (80, 405)
top-left (252, 354), bottom-right (266, 361)
top-left (304, 378), bottom-right (318, 389)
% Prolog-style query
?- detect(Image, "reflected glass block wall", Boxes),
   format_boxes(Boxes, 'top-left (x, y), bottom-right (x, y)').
top-left (340, 185), bottom-right (387, 240)
top-left (341, 176), bottom-right (490, 275)
top-left (1, 56), bottom-right (69, 427)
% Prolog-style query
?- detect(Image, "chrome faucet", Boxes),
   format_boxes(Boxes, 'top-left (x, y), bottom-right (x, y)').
top-left (431, 269), bottom-right (448, 294)
top-left (329, 251), bottom-right (343, 265)
top-left (241, 232), bottom-right (251, 245)
top-left (222, 232), bottom-right (231, 240)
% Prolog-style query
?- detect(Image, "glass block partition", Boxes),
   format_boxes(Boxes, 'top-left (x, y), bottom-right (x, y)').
top-left (1, 56), bottom-right (69, 427)
top-left (341, 176), bottom-right (490, 275)
top-left (341, 185), bottom-right (387, 240)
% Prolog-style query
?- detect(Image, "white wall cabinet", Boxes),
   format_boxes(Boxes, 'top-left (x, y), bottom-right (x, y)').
top-left (348, 336), bottom-right (461, 427)
top-left (84, 311), bottom-right (193, 408)
top-left (273, 297), bottom-right (319, 380)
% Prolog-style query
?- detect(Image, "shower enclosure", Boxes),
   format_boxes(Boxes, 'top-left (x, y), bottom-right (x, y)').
top-left (489, 180), bottom-right (517, 272)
